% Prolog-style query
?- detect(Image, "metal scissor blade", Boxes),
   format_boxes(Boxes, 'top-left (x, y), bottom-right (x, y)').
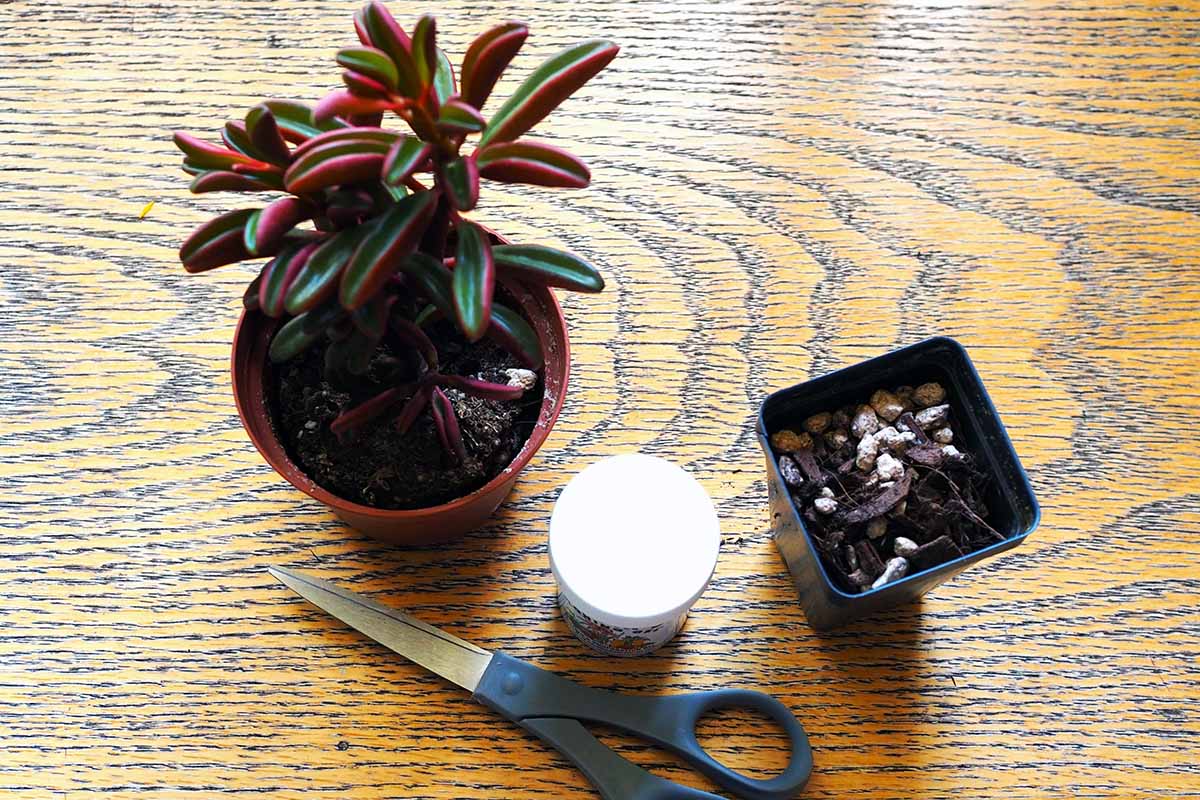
top-left (268, 566), bottom-right (494, 692)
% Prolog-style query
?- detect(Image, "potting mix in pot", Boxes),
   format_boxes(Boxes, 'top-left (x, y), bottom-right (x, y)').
top-left (174, 5), bottom-right (615, 509)
top-left (768, 382), bottom-right (1006, 594)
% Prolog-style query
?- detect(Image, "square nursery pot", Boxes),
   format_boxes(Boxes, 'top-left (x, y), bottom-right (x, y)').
top-left (757, 336), bottom-right (1040, 630)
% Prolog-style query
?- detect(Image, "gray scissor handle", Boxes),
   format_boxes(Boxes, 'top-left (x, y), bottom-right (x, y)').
top-left (474, 653), bottom-right (813, 800)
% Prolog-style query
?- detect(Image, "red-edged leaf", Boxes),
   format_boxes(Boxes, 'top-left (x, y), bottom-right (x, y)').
top-left (173, 132), bottom-right (261, 171)
top-left (331, 385), bottom-right (411, 438)
top-left (351, 293), bottom-right (392, 339)
top-left (340, 191), bottom-right (438, 309)
top-left (283, 138), bottom-right (392, 194)
top-left (313, 90), bottom-right (396, 123)
top-left (492, 244), bottom-right (604, 292)
top-left (342, 70), bottom-right (391, 98)
top-left (245, 104), bottom-right (291, 165)
top-left (353, 7), bottom-right (373, 46)
top-left (292, 127), bottom-right (402, 159)
top-left (436, 98), bottom-right (485, 134)
top-left (395, 385), bottom-right (433, 433)
top-left (451, 220), bottom-right (493, 340)
top-left (261, 100), bottom-right (349, 143)
top-left (411, 15), bottom-right (437, 87)
top-left (480, 39), bottom-right (618, 146)
top-left (381, 136), bottom-right (432, 187)
top-left (488, 301), bottom-right (543, 369)
top-left (401, 252), bottom-right (454, 314)
top-left (243, 274), bottom-right (262, 311)
top-left (269, 312), bottom-right (324, 363)
top-left (179, 208), bottom-right (257, 272)
top-left (244, 196), bottom-right (314, 255)
top-left (259, 241), bottom-right (319, 317)
top-left (189, 171), bottom-right (274, 193)
top-left (427, 387), bottom-right (460, 461)
top-left (222, 121), bottom-right (261, 160)
top-left (476, 140), bottom-right (590, 188)
top-left (337, 47), bottom-right (400, 92)
top-left (433, 49), bottom-right (456, 105)
top-left (390, 317), bottom-right (439, 369)
top-left (436, 374), bottom-right (524, 401)
top-left (284, 225), bottom-right (371, 314)
top-left (362, 2), bottom-right (422, 97)
top-left (461, 22), bottom-right (528, 110)
top-left (439, 156), bottom-right (479, 211)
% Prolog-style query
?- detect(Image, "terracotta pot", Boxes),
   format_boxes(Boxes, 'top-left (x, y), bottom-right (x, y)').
top-left (231, 276), bottom-right (570, 546)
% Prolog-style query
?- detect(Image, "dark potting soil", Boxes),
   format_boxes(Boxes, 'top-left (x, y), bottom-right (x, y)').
top-left (769, 384), bottom-right (1004, 594)
top-left (271, 321), bottom-right (541, 510)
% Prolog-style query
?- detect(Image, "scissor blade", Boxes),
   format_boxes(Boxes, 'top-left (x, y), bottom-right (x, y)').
top-left (268, 566), bottom-right (494, 692)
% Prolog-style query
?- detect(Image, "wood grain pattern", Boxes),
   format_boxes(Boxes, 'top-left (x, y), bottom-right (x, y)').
top-left (2, 0), bottom-right (1198, 797)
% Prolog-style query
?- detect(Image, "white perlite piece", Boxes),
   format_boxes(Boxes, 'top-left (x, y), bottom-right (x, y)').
top-left (505, 368), bottom-right (538, 392)
top-left (914, 403), bottom-right (950, 430)
top-left (893, 537), bottom-right (919, 557)
top-left (871, 557), bottom-right (910, 589)
top-left (819, 487), bottom-right (835, 499)
top-left (875, 426), bottom-right (916, 451)
top-left (851, 405), bottom-right (882, 439)
top-left (913, 382), bottom-right (946, 407)
top-left (942, 444), bottom-right (962, 460)
top-left (855, 432), bottom-right (880, 471)
top-left (813, 497), bottom-right (838, 515)
top-left (869, 389), bottom-right (904, 422)
top-left (867, 517), bottom-right (888, 539)
top-left (932, 427), bottom-right (954, 444)
top-left (875, 452), bottom-right (904, 482)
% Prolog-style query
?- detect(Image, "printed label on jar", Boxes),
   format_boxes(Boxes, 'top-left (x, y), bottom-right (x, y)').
top-left (558, 592), bottom-right (688, 657)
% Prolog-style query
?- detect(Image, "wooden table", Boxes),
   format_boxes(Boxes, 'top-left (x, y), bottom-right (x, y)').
top-left (3, 0), bottom-right (1198, 797)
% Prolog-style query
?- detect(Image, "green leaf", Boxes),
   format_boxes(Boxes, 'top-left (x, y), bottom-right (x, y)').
top-left (452, 221), bottom-right (494, 341)
top-left (261, 100), bottom-right (348, 142)
top-left (179, 208), bottom-right (257, 272)
top-left (493, 244), bottom-right (604, 292)
top-left (283, 138), bottom-right (392, 194)
top-left (269, 312), bottom-right (324, 363)
top-left (245, 104), bottom-right (291, 165)
top-left (475, 139), bottom-right (590, 188)
top-left (480, 39), bottom-right (618, 146)
top-left (439, 156), bottom-right (479, 212)
top-left (489, 301), bottom-right (543, 369)
top-left (336, 46), bottom-right (400, 92)
top-left (433, 48), bottom-right (456, 105)
top-left (291, 126), bottom-right (401, 159)
top-left (284, 225), bottom-right (372, 315)
top-left (436, 99), bottom-right (485, 134)
top-left (411, 15), bottom-right (437, 87)
top-left (401, 251), bottom-right (453, 314)
top-left (222, 121), bottom-right (260, 160)
top-left (362, 2), bottom-right (419, 97)
top-left (381, 136), bottom-right (433, 187)
top-left (340, 191), bottom-right (438, 310)
top-left (460, 22), bottom-right (528, 110)
top-left (352, 293), bottom-right (391, 340)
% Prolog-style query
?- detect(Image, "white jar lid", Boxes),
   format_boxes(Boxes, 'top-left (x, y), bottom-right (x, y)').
top-left (549, 453), bottom-right (721, 629)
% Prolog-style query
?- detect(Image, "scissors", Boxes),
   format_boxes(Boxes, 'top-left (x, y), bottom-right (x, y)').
top-left (269, 566), bottom-right (813, 800)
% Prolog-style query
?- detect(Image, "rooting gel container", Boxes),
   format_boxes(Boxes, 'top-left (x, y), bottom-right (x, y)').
top-left (549, 453), bottom-right (721, 657)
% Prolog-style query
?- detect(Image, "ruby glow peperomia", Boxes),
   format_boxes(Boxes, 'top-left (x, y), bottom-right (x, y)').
top-left (175, 4), bottom-right (616, 462)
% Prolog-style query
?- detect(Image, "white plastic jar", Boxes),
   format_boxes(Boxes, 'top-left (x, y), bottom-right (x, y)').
top-left (549, 453), bottom-right (721, 657)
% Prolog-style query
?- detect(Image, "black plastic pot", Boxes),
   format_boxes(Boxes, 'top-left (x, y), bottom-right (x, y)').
top-left (757, 336), bottom-right (1040, 630)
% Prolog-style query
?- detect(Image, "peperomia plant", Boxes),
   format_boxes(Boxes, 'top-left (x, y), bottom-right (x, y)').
top-left (175, 3), bottom-right (617, 462)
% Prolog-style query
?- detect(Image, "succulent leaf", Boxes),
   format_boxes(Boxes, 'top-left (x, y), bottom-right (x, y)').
top-left (488, 301), bottom-right (543, 369)
top-left (331, 384), bottom-right (410, 438)
top-left (189, 171), bottom-right (274, 193)
top-left (245, 105), bottom-right (291, 165)
top-left (259, 241), bottom-right (319, 317)
top-left (433, 49), bottom-right (457, 105)
top-left (391, 317), bottom-right (439, 369)
top-left (283, 138), bottom-right (392, 194)
top-left (340, 191), bottom-right (438, 310)
top-left (351, 293), bottom-right (392, 339)
top-left (436, 98), bottom-right (485, 134)
top-left (492, 244), bottom-right (604, 292)
top-left (476, 140), bottom-right (590, 188)
top-left (401, 251), bottom-right (454, 314)
top-left (342, 69), bottom-right (392, 98)
top-left (243, 274), bottom-right (262, 311)
top-left (337, 46), bottom-right (400, 92)
top-left (381, 136), bottom-right (433, 187)
top-left (439, 156), bottom-right (479, 211)
top-left (269, 312), bottom-right (324, 363)
top-left (173, 132), bottom-right (257, 171)
top-left (411, 15), bottom-right (438, 87)
top-left (461, 22), bottom-right (528, 110)
top-left (313, 89), bottom-right (396, 122)
top-left (244, 196), bottom-right (314, 255)
top-left (292, 126), bottom-right (401, 158)
top-left (222, 121), bottom-right (261, 160)
top-left (451, 220), bottom-right (494, 341)
top-left (180, 208), bottom-right (258, 272)
top-left (362, 3), bottom-right (412, 59)
top-left (284, 225), bottom-right (372, 314)
top-left (262, 100), bottom-right (348, 142)
top-left (429, 387), bottom-right (466, 462)
top-left (480, 39), bottom-right (618, 146)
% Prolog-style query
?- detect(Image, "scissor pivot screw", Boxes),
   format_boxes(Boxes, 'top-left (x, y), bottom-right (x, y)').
top-left (501, 671), bottom-right (524, 696)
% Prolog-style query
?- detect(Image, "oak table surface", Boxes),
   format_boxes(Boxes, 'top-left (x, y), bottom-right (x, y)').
top-left (2, 0), bottom-right (1198, 797)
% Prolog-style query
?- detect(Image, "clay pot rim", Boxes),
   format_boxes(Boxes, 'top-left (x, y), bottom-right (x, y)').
top-left (231, 283), bottom-right (570, 523)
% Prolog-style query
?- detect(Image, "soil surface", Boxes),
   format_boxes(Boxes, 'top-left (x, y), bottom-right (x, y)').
top-left (272, 320), bottom-right (540, 510)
